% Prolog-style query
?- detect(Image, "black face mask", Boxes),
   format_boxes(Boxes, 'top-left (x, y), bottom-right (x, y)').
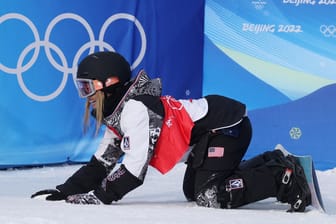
top-left (91, 81), bottom-right (133, 119)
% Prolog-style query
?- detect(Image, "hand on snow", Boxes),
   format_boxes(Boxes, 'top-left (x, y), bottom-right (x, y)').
top-left (66, 191), bottom-right (102, 205)
top-left (31, 189), bottom-right (66, 201)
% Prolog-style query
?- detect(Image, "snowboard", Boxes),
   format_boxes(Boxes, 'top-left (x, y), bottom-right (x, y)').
top-left (275, 144), bottom-right (326, 213)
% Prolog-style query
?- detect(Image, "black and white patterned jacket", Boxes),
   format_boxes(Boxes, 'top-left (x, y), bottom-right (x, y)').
top-left (56, 71), bottom-right (247, 204)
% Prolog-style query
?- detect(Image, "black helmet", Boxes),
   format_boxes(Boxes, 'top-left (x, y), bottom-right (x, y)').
top-left (77, 51), bottom-right (131, 85)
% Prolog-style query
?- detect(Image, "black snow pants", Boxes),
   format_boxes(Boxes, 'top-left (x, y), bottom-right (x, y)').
top-left (183, 117), bottom-right (283, 208)
top-left (183, 117), bottom-right (252, 202)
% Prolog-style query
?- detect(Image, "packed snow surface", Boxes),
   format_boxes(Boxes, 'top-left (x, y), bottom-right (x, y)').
top-left (1, 163), bottom-right (335, 224)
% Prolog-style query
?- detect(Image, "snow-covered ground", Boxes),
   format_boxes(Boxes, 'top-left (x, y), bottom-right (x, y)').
top-left (0, 163), bottom-right (335, 224)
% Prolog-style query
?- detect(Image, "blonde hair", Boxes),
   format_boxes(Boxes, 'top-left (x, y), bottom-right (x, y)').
top-left (83, 91), bottom-right (105, 135)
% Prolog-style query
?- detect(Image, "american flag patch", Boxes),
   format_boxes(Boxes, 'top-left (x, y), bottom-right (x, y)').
top-left (208, 147), bottom-right (224, 158)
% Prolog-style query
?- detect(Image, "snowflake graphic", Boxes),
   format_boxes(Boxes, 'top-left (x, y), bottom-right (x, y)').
top-left (289, 127), bottom-right (302, 140)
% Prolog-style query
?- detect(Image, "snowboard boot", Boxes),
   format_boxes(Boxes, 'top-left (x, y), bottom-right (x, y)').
top-left (273, 154), bottom-right (312, 212)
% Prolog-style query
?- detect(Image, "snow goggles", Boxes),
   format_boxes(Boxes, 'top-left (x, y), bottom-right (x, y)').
top-left (75, 77), bottom-right (119, 98)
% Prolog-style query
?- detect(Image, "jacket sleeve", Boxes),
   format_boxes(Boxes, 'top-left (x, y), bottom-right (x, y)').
top-left (94, 164), bottom-right (143, 204)
top-left (56, 156), bottom-right (107, 196)
top-left (93, 99), bottom-right (163, 204)
top-left (56, 128), bottom-right (124, 196)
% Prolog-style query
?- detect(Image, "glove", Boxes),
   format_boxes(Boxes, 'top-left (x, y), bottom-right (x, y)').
top-left (31, 189), bottom-right (66, 201)
top-left (66, 191), bottom-right (102, 205)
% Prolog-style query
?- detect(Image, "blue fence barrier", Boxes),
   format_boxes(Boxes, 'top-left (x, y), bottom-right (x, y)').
top-left (0, 0), bottom-right (204, 168)
top-left (203, 0), bottom-right (336, 170)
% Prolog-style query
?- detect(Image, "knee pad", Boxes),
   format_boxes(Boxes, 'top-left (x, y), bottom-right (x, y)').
top-left (195, 184), bottom-right (221, 208)
top-left (194, 173), bottom-right (247, 209)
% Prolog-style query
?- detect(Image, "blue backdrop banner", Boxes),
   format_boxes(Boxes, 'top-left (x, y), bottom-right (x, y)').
top-left (203, 0), bottom-right (336, 170)
top-left (0, 0), bottom-right (204, 168)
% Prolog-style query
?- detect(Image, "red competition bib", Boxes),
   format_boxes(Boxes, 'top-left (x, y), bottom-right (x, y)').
top-left (150, 96), bottom-right (194, 174)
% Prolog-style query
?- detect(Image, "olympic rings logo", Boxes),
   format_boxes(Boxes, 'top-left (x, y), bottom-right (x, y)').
top-left (251, 0), bottom-right (267, 10)
top-left (0, 13), bottom-right (147, 102)
top-left (320, 25), bottom-right (336, 37)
